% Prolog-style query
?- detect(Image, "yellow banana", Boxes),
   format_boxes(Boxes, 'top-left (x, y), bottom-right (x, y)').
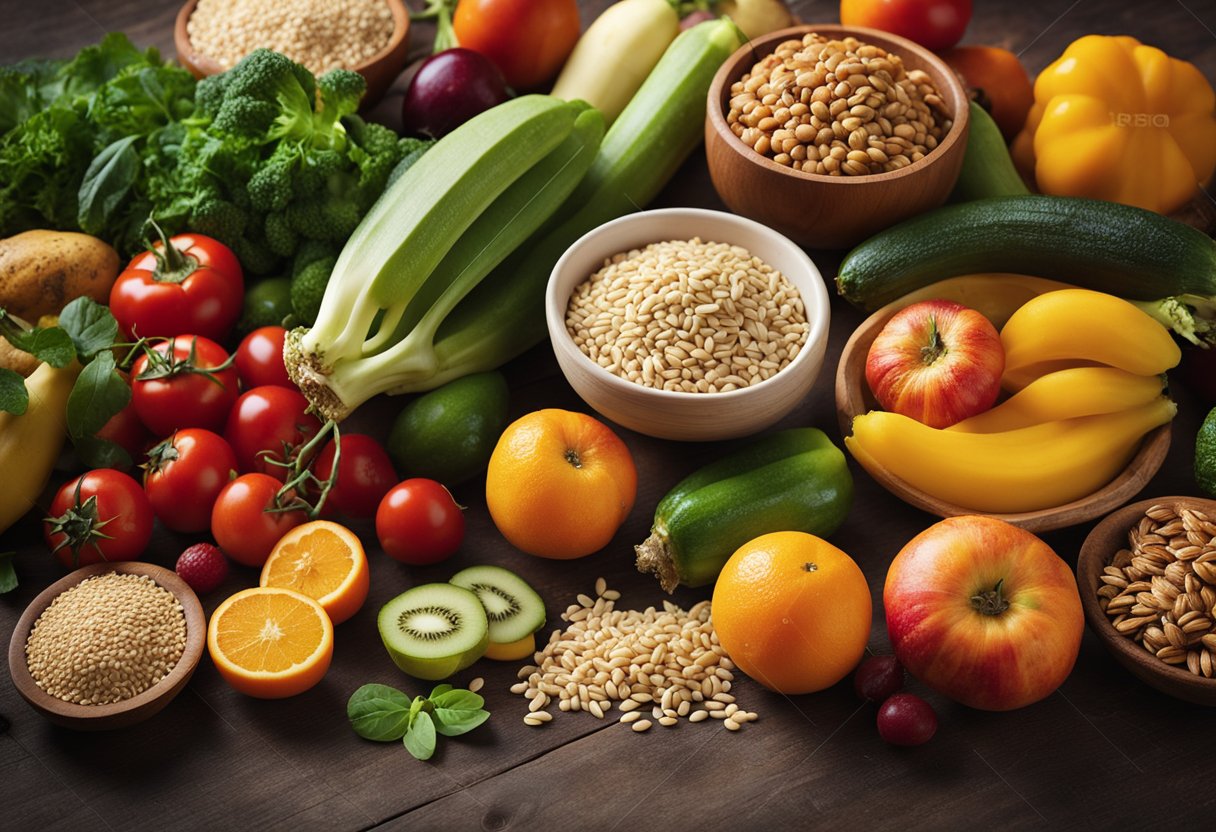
top-left (845, 397), bottom-right (1177, 514)
top-left (949, 367), bottom-right (1165, 433)
top-left (0, 360), bottom-right (81, 534)
top-left (884, 274), bottom-right (1074, 330)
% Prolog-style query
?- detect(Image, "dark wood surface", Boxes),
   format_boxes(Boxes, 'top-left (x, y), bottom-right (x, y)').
top-left (2, 1), bottom-right (1216, 829)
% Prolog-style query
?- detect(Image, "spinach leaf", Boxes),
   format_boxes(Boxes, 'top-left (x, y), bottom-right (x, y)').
top-left (78, 135), bottom-right (139, 236)
top-left (73, 434), bottom-right (133, 471)
top-left (432, 707), bottom-right (490, 738)
top-left (58, 297), bottom-right (119, 359)
top-left (347, 684), bottom-right (413, 742)
top-left (0, 552), bottom-right (16, 594)
top-left (403, 710), bottom-right (437, 761)
top-left (430, 689), bottom-right (483, 712)
top-left (65, 350), bottom-right (130, 439)
top-left (0, 368), bottom-right (27, 415)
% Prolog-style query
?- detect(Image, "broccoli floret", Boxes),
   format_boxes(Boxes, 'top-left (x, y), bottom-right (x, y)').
top-left (193, 73), bottom-right (228, 119)
top-left (248, 156), bottom-right (295, 212)
top-left (233, 234), bottom-right (282, 276)
top-left (316, 69), bottom-right (365, 131)
top-left (290, 254), bottom-right (336, 325)
top-left (322, 200), bottom-right (362, 239)
top-left (265, 211), bottom-right (298, 258)
top-left (286, 201), bottom-right (331, 241)
top-left (208, 49), bottom-right (317, 144)
top-left (190, 197), bottom-right (247, 245)
top-left (292, 239), bottom-right (337, 276)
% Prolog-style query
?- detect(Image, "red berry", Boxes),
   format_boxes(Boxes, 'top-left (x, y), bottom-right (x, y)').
top-left (877, 693), bottom-right (938, 746)
top-left (854, 655), bottom-right (905, 701)
top-left (175, 543), bottom-right (229, 595)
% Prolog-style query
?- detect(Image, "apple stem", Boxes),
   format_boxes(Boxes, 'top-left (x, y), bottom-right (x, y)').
top-left (970, 578), bottom-right (1009, 616)
top-left (921, 315), bottom-right (946, 365)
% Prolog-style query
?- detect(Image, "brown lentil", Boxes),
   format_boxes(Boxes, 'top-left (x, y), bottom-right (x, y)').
top-left (25, 573), bottom-right (186, 706)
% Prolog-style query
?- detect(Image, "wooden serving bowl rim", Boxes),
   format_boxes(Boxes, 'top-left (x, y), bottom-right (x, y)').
top-left (706, 23), bottom-right (971, 188)
top-left (8, 561), bottom-right (206, 728)
top-left (1077, 496), bottom-right (1216, 705)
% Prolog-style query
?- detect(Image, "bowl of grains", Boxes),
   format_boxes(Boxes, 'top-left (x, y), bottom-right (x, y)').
top-left (704, 25), bottom-right (970, 249)
top-left (546, 207), bottom-right (830, 441)
top-left (1078, 497), bottom-right (1216, 706)
top-left (8, 562), bottom-right (206, 729)
top-left (175, 0), bottom-right (410, 104)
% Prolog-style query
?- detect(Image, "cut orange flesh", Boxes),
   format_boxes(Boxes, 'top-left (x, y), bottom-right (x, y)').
top-left (260, 520), bottom-right (369, 625)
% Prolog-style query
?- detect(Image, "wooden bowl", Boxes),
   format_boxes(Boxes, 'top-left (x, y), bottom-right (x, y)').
top-left (705, 24), bottom-right (970, 250)
top-left (8, 562), bottom-right (206, 730)
top-left (174, 0), bottom-right (410, 105)
top-left (545, 208), bottom-right (831, 441)
top-left (834, 301), bottom-right (1171, 533)
top-left (1077, 497), bottom-right (1216, 706)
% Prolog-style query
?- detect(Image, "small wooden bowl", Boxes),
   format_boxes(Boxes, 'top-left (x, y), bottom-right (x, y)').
top-left (834, 302), bottom-right (1171, 533)
top-left (174, 0), bottom-right (410, 105)
top-left (1077, 497), bottom-right (1216, 706)
top-left (8, 562), bottom-right (206, 730)
top-left (705, 24), bottom-right (970, 250)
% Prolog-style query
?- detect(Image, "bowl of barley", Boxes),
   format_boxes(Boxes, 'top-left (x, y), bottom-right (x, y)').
top-left (8, 562), bottom-right (207, 730)
top-left (705, 25), bottom-right (970, 250)
top-left (545, 207), bottom-right (830, 441)
top-left (174, 0), bottom-right (410, 105)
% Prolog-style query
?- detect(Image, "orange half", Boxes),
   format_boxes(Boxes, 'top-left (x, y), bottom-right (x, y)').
top-left (260, 520), bottom-right (369, 625)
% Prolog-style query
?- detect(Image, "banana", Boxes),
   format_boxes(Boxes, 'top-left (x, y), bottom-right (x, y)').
top-left (948, 367), bottom-right (1165, 433)
top-left (0, 360), bottom-right (80, 534)
top-left (845, 397), bottom-right (1177, 514)
top-left (882, 274), bottom-right (1074, 329)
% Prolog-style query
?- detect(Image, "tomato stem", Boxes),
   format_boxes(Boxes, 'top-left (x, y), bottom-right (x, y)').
top-left (144, 217), bottom-right (198, 285)
top-left (970, 578), bottom-right (1009, 616)
top-left (267, 419), bottom-right (340, 518)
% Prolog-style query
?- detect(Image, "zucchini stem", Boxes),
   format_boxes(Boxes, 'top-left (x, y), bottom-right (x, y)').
top-left (635, 532), bottom-right (680, 594)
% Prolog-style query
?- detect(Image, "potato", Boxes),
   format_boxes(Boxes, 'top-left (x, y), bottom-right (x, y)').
top-left (0, 334), bottom-right (41, 377)
top-left (0, 230), bottom-right (120, 321)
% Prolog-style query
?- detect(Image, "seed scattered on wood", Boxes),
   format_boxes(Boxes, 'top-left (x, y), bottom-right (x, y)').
top-left (632, 720), bottom-right (653, 733)
top-left (468, 677), bottom-right (484, 694)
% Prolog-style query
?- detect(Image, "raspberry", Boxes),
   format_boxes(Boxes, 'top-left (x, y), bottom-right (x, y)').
top-left (175, 543), bottom-right (229, 595)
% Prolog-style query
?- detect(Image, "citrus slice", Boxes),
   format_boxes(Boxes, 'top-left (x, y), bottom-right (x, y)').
top-left (484, 632), bottom-right (537, 661)
top-left (259, 520), bottom-right (369, 625)
top-left (207, 587), bottom-right (334, 698)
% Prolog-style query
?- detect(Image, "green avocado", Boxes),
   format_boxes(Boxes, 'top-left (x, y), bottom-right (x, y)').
top-left (1196, 407), bottom-right (1216, 498)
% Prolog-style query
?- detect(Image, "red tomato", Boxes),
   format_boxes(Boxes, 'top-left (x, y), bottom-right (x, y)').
top-left (376, 478), bottom-right (465, 565)
top-left (314, 434), bottom-right (397, 519)
top-left (110, 229), bottom-right (244, 342)
top-left (210, 473), bottom-right (308, 567)
top-left (453, 0), bottom-right (581, 89)
top-left (224, 386), bottom-right (323, 480)
top-left (840, 0), bottom-right (972, 51)
top-left (235, 326), bottom-right (294, 390)
top-left (44, 469), bottom-right (154, 569)
top-left (143, 429), bottom-right (239, 533)
top-left (131, 335), bottom-right (239, 436)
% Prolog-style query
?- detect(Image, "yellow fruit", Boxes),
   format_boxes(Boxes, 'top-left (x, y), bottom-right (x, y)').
top-left (483, 633), bottom-right (537, 661)
top-left (260, 520), bottom-right (369, 625)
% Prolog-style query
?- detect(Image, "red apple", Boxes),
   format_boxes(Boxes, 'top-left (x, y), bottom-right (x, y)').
top-left (883, 516), bottom-right (1083, 711)
top-left (865, 300), bottom-right (1005, 428)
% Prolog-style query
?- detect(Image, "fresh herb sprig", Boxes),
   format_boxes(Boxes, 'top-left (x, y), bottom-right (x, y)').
top-left (347, 682), bottom-right (490, 761)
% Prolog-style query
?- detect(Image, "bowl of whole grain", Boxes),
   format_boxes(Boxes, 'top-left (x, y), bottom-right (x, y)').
top-left (8, 562), bottom-right (207, 730)
top-left (705, 25), bottom-right (970, 249)
top-left (174, 0), bottom-right (410, 105)
top-left (545, 207), bottom-right (830, 441)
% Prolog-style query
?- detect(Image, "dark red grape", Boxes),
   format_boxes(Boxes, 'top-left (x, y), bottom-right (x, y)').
top-left (401, 48), bottom-right (511, 139)
top-left (854, 654), bottom-right (905, 701)
top-left (877, 693), bottom-right (938, 746)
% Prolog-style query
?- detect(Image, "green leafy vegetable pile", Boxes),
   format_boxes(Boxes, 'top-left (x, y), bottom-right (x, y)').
top-left (348, 682), bottom-right (491, 760)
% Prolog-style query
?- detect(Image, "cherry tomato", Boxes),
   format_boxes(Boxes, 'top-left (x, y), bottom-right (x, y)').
top-left (224, 386), bottom-right (323, 480)
top-left (840, 0), bottom-right (972, 51)
top-left (44, 469), bottom-right (154, 569)
top-left (210, 473), bottom-right (308, 567)
top-left (453, 0), bottom-right (581, 89)
top-left (131, 335), bottom-right (239, 436)
top-left (142, 429), bottom-right (239, 533)
top-left (314, 434), bottom-right (398, 519)
top-left (110, 224), bottom-right (244, 342)
top-left (376, 478), bottom-right (465, 565)
top-left (235, 325), bottom-right (295, 390)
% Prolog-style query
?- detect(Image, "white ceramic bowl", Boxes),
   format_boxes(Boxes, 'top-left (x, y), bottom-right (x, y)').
top-left (545, 208), bottom-right (830, 441)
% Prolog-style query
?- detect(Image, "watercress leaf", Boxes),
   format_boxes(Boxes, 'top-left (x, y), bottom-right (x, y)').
top-left (65, 350), bottom-right (129, 439)
top-left (58, 297), bottom-right (119, 359)
top-left (0, 369), bottom-right (29, 415)
top-left (432, 708), bottom-right (490, 737)
top-left (73, 434), bottom-right (133, 470)
top-left (4, 326), bottom-right (75, 368)
top-left (430, 689), bottom-right (483, 711)
top-left (429, 683), bottom-right (453, 700)
top-left (403, 710), bottom-right (437, 761)
top-left (347, 684), bottom-right (413, 742)
top-left (0, 552), bottom-right (17, 594)
top-left (77, 135), bottom-right (140, 236)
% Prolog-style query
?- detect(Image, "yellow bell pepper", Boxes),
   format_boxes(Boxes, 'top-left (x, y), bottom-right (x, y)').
top-left (1012, 35), bottom-right (1216, 214)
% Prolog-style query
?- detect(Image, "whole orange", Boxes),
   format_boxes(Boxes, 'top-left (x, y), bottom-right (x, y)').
top-left (712, 531), bottom-right (872, 694)
top-left (486, 409), bottom-right (637, 559)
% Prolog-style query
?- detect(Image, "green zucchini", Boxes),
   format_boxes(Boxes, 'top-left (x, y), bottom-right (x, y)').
top-left (949, 102), bottom-right (1029, 203)
top-left (635, 428), bottom-right (853, 593)
top-left (837, 194), bottom-right (1216, 312)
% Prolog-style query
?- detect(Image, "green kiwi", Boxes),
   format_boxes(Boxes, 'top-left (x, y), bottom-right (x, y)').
top-left (377, 584), bottom-right (489, 680)
top-left (449, 565), bottom-right (546, 645)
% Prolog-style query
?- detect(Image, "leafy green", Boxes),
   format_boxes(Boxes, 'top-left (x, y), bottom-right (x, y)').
top-left (0, 368), bottom-right (28, 415)
top-left (404, 710), bottom-right (437, 761)
top-left (65, 350), bottom-right (129, 440)
top-left (58, 297), bottom-right (120, 359)
top-left (348, 684), bottom-right (414, 742)
top-left (346, 681), bottom-right (490, 761)
top-left (0, 311), bottom-right (75, 368)
top-left (77, 135), bottom-right (140, 235)
top-left (0, 551), bottom-right (17, 594)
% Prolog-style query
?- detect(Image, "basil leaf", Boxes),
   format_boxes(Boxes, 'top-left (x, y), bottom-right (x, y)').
top-left (433, 707), bottom-right (490, 738)
top-left (347, 684), bottom-right (413, 742)
top-left (58, 297), bottom-right (119, 359)
top-left (430, 689), bottom-right (483, 711)
top-left (3, 326), bottom-right (75, 368)
top-left (73, 434), bottom-right (134, 470)
top-left (403, 710), bottom-right (437, 761)
top-left (428, 684), bottom-right (454, 700)
top-left (0, 552), bottom-right (16, 594)
top-left (65, 351), bottom-right (130, 439)
top-left (77, 135), bottom-right (139, 235)
top-left (0, 368), bottom-right (28, 415)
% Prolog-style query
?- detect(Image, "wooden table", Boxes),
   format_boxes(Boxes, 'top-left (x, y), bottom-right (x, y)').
top-left (3, 1), bottom-right (1215, 829)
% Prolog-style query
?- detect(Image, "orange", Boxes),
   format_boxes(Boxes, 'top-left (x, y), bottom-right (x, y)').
top-left (485, 408), bottom-right (637, 559)
top-left (259, 520), bottom-right (369, 625)
top-left (207, 587), bottom-right (334, 699)
top-left (711, 531), bottom-right (872, 695)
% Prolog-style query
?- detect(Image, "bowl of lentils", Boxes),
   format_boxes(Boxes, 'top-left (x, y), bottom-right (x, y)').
top-left (8, 562), bottom-right (206, 730)
top-left (704, 24), bottom-right (971, 249)
top-left (545, 207), bottom-right (831, 441)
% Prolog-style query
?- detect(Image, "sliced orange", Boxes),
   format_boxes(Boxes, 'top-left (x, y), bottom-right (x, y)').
top-left (259, 520), bottom-right (369, 625)
top-left (207, 587), bottom-right (334, 699)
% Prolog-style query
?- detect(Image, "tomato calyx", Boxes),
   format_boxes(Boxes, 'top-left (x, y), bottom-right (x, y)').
top-left (134, 336), bottom-right (235, 385)
top-left (265, 418), bottom-right (341, 518)
top-left (970, 578), bottom-right (1010, 616)
top-left (43, 481), bottom-right (114, 568)
top-left (144, 218), bottom-right (198, 285)
top-left (142, 433), bottom-right (181, 476)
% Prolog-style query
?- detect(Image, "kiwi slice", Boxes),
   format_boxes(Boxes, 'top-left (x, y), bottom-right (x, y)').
top-left (449, 565), bottom-right (546, 645)
top-left (377, 584), bottom-right (489, 680)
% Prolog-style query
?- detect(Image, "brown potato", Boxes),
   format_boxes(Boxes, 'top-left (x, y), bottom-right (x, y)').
top-left (0, 230), bottom-right (120, 321)
top-left (0, 334), bottom-right (41, 377)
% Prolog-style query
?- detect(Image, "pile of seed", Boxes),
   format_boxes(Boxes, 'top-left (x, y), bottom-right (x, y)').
top-left (188, 0), bottom-right (394, 74)
top-left (25, 573), bottom-right (187, 706)
top-left (510, 578), bottom-right (757, 733)
top-left (1099, 503), bottom-right (1216, 677)
top-left (726, 32), bottom-right (952, 175)
top-left (565, 238), bottom-right (808, 393)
